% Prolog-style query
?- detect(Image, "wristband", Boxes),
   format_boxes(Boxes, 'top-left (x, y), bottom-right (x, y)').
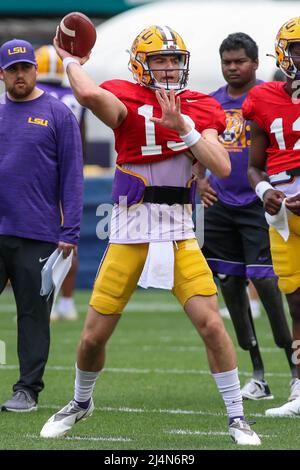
top-left (255, 181), bottom-right (274, 201)
top-left (180, 128), bottom-right (202, 148)
top-left (63, 57), bottom-right (80, 72)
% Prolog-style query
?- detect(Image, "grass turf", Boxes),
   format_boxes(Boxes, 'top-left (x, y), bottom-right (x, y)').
top-left (0, 288), bottom-right (299, 450)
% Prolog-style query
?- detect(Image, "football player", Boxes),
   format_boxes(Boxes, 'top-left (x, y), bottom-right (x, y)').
top-left (244, 17), bottom-right (300, 416)
top-left (198, 32), bottom-right (297, 402)
top-left (36, 44), bottom-right (87, 321)
top-left (40, 25), bottom-right (260, 445)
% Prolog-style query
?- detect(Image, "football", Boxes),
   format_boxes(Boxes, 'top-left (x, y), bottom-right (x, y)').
top-left (57, 12), bottom-right (97, 58)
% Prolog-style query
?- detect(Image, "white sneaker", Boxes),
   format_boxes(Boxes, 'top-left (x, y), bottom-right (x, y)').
top-left (59, 303), bottom-right (78, 321)
top-left (40, 399), bottom-right (94, 438)
top-left (219, 307), bottom-right (231, 319)
top-left (51, 298), bottom-right (78, 321)
top-left (229, 418), bottom-right (261, 445)
top-left (265, 396), bottom-right (300, 417)
top-left (288, 378), bottom-right (300, 402)
top-left (241, 378), bottom-right (274, 400)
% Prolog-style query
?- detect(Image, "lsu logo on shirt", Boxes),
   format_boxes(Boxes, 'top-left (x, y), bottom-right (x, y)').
top-left (28, 117), bottom-right (48, 127)
top-left (218, 109), bottom-right (250, 152)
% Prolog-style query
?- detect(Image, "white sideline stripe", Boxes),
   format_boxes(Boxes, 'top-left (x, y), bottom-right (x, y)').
top-left (37, 404), bottom-right (279, 421)
top-left (37, 404), bottom-right (224, 418)
top-left (0, 364), bottom-right (292, 378)
top-left (168, 429), bottom-right (273, 438)
top-left (169, 429), bottom-right (228, 436)
top-left (26, 433), bottom-right (131, 442)
top-left (0, 302), bottom-right (181, 313)
top-left (142, 345), bottom-right (282, 353)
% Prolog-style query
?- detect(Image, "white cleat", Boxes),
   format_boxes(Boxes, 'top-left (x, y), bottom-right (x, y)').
top-left (40, 399), bottom-right (94, 438)
top-left (241, 378), bottom-right (274, 400)
top-left (265, 396), bottom-right (300, 417)
top-left (229, 418), bottom-right (261, 446)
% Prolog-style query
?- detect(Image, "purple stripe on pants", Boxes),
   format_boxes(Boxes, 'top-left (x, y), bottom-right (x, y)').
top-left (206, 258), bottom-right (246, 276)
top-left (246, 265), bottom-right (277, 279)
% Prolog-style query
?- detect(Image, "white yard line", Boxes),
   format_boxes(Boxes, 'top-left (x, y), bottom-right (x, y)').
top-left (36, 404), bottom-right (293, 421)
top-left (0, 302), bottom-right (181, 313)
top-left (142, 345), bottom-right (282, 353)
top-left (168, 429), bottom-right (273, 438)
top-left (0, 364), bottom-right (292, 378)
top-left (26, 433), bottom-right (132, 442)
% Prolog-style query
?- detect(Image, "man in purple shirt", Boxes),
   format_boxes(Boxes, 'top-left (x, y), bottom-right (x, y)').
top-left (0, 39), bottom-right (83, 412)
top-left (198, 33), bottom-right (298, 402)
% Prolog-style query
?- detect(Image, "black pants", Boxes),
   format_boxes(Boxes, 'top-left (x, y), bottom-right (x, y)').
top-left (0, 236), bottom-right (57, 401)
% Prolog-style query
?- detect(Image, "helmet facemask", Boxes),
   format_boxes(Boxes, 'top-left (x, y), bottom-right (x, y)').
top-left (286, 42), bottom-right (300, 80)
top-left (275, 18), bottom-right (300, 80)
top-left (145, 51), bottom-right (190, 91)
top-left (128, 25), bottom-right (190, 91)
top-left (276, 39), bottom-right (300, 79)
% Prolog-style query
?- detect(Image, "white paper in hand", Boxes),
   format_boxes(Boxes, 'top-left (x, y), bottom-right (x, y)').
top-left (265, 199), bottom-right (291, 241)
top-left (52, 250), bottom-right (73, 303)
top-left (40, 249), bottom-right (60, 297)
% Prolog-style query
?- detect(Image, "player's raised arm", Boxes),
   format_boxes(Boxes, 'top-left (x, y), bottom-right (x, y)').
top-left (152, 89), bottom-right (231, 178)
top-left (53, 37), bottom-right (127, 129)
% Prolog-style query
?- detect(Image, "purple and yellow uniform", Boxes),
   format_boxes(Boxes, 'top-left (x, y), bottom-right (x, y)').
top-left (90, 80), bottom-right (226, 314)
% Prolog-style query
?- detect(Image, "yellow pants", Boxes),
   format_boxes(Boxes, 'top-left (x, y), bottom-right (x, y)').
top-left (90, 239), bottom-right (217, 314)
top-left (269, 213), bottom-right (300, 294)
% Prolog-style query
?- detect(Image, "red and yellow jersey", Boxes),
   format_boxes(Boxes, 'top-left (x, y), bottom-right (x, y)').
top-left (243, 81), bottom-right (300, 175)
top-left (100, 79), bottom-right (226, 165)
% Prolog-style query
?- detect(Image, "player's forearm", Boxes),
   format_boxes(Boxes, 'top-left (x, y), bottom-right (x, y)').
top-left (248, 165), bottom-right (269, 190)
top-left (65, 62), bottom-right (96, 105)
top-left (191, 138), bottom-right (231, 178)
top-left (66, 63), bottom-right (126, 128)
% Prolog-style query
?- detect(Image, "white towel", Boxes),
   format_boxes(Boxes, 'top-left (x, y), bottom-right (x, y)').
top-left (138, 241), bottom-right (174, 290)
top-left (40, 248), bottom-right (73, 301)
top-left (265, 199), bottom-right (291, 241)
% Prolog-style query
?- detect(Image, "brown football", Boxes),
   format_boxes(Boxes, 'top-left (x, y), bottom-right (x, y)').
top-left (57, 12), bottom-right (97, 58)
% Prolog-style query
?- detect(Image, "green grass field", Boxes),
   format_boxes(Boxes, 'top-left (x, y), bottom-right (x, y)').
top-left (0, 288), bottom-right (299, 450)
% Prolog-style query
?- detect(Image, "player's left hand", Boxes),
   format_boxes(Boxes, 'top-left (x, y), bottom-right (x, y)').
top-left (151, 89), bottom-right (191, 135)
top-left (58, 241), bottom-right (77, 258)
top-left (285, 194), bottom-right (300, 215)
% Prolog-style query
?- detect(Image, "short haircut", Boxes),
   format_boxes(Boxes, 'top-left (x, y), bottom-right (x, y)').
top-left (219, 33), bottom-right (258, 60)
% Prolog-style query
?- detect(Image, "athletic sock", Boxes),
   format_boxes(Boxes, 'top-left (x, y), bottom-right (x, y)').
top-left (212, 367), bottom-right (244, 422)
top-left (74, 364), bottom-right (100, 408)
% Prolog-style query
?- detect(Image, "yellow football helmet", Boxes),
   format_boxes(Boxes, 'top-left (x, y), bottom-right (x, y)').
top-left (128, 25), bottom-right (190, 90)
top-left (35, 45), bottom-right (64, 83)
top-left (275, 17), bottom-right (300, 79)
